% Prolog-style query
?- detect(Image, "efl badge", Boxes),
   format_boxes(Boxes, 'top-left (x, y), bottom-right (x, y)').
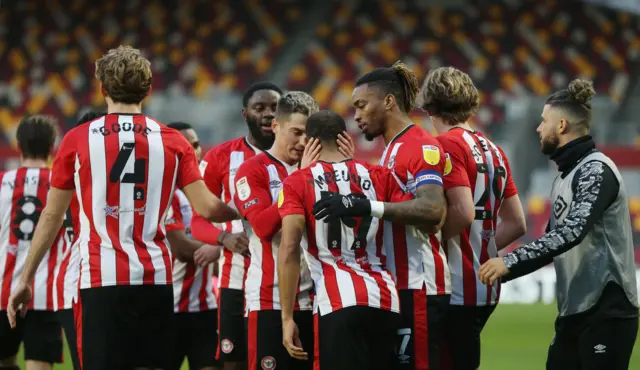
top-left (261, 356), bottom-right (276, 369)
top-left (236, 177), bottom-right (251, 201)
top-left (444, 153), bottom-right (452, 176)
top-left (422, 145), bottom-right (440, 165)
top-left (277, 190), bottom-right (284, 208)
top-left (221, 339), bottom-right (234, 354)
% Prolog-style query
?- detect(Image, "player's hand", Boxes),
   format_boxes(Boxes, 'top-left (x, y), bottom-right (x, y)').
top-left (282, 318), bottom-right (308, 361)
top-left (337, 131), bottom-right (355, 158)
top-left (193, 244), bottom-right (221, 266)
top-left (478, 257), bottom-right (509, 286)
top-left (222, 232), bottom-right (250, 256)
top-left (301, 138), bottom-right (322, 168)
top-left (312, 193), bottom-right (370, 222)
top-left (7, 280), bottom-right (32, 328)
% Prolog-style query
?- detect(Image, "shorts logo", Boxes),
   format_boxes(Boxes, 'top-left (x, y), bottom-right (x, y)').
top-left (261, 356), bottom-right (276, 369)
top-left (422, 145), bottom-right (440, 165)
top-left (221, 339), bottom-right (234, 354)
top-left (236, 177), bottom-right (251, 201)
top-left (444, 153), bottom-right (452, 176)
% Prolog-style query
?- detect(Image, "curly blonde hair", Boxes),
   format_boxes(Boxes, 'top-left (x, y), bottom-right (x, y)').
top-left (419, 67), bottom-right (480, 125)
top-left (95, 45), bottom-right (152, 104)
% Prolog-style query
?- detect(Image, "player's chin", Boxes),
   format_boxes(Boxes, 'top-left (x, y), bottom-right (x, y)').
top-left (290, 150), bottom-right (304, 162)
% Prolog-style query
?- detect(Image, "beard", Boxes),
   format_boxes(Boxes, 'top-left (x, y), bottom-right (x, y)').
top-left (246, 116), bottom-right (275, 150)
top-left (540, 133), bottom-right (560, 155)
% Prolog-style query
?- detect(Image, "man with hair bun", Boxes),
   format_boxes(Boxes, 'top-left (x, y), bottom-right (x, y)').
top-left (479, 79), bottom-right (639, 370)
top-left (420, 66), bottom-right (526, 370)
top-left (349, 61), bottom-right (450, 370)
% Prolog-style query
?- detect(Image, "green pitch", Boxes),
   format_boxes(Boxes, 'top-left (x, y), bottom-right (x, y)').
top-left (15, 303), bottom-right (640, 369)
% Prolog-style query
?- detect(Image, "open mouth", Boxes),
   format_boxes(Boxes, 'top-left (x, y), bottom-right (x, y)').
top-left (260, 124), bottom-right (273, 133)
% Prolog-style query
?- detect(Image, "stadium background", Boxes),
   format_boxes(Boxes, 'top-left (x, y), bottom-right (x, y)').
top-left (0, 0), bottom-right (639, 368)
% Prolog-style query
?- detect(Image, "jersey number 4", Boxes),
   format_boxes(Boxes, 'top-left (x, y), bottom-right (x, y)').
top-left (320, 191), bottom-right (373, 251)
top-left (109, 143), bottom-right (146, 184)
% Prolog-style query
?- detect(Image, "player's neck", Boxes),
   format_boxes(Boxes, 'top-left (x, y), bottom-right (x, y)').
top-left (383, 115), bottom-right (414, 144)
top-left (448, 122), bottom-right (474, 132)
top-left (107, 102), bottom-right (142, 115)
top-left (21, 157), bottom-right (49, 168)
top-left (318, 149), bottom-right (347, 163)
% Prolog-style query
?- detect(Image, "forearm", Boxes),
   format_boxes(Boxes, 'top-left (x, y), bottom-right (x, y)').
top-left (495, 220), bottom-right (525, 251)
top-left (441, 204), bottom-right (471, 241)
top-left (207, 200), bottom-right (240, 223)
top-left (22, 211), bottom-right (65, 283)
top-left (381, 197), bottom-right (443, 226)
top-left (167, 232), bottom-right (203, 263)
top-left (248, 204), bottom-right (282, 241)
top-left (278, 244), bottom-right (301, 321)
top-left (191, 215), bottom-right (224, 246)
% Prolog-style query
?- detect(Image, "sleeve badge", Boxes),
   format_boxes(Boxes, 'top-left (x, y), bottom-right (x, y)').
top-left (236, 176), bottom-right (251, 201)
top-left (422, 145), bottom-right (441, 165)
top-left (444, 153), bottom-right (452, 176)
top-left (277, 189), bottom-right (284, 208)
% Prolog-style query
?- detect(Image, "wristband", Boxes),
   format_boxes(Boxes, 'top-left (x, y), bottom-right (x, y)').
top-left (370, 201), bottom-right (385, 218)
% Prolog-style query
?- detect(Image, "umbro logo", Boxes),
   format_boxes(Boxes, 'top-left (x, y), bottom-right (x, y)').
top-left (594, 344), bottom-right (606, 354)
top-left (553, 196), bottom-right (568, 219)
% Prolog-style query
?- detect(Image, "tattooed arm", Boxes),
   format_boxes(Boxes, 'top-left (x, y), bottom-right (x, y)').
top-left (381, 184), bottom-right (446, 229)
top-left (501, 161), bottom-right (619, 281)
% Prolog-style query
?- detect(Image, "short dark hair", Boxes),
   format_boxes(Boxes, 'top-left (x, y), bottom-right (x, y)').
top-left (167, 121), bottom-right (193, 131)
top-left (276, 91), bottom-right (319, 119)
top-left (355, 61), bottom-right (419, 113)
top-left (546, 79), bottom-right (596, 132)
top-left (76, 111), bottom-right (105, 127)
top-left (16, 115), bottom-right (58, 160)
top-left (306, 110), bottom-right (346, 145)
top-left (242, 82), bottom-right (284, 107)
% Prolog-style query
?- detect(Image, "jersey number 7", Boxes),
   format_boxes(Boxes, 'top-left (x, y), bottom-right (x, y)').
top-left (320, 191), bottom-right (373, 251)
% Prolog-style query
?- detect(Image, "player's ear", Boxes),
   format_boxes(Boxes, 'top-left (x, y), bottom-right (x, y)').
top-left (558, 119), bottom-right (569, 135)
top-left (241, 108), bottom-right (247, 120)
top-left (384, 94), bottom-right (396, 111)
top-left (272, 119), bottom-right (281, 134)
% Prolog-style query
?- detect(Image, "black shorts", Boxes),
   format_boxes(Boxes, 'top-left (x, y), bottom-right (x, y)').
top-left (58, 308), bottom-right (81, 370)
top-left (217, 288), bottom-right (247, 362)
top-left (0, 310), bottom-right (62, 363)
top-left (246, 310), bottom-right (313, 370)
top-left (317, 306), bottom-right (399, 370)
top-left (171, 309), bottom-right (221, 370)
top-left (397, 290), bottom-right (450, 370)
top-left (79, 285), bottom-right (174, 370)
top-left (442, 304), bottom-right (496, 370)
top-left (546, 315), bottom-right (638, 370)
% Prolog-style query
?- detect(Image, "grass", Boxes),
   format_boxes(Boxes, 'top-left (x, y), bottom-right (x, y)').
top-left (16, 303), bottom-right (640, 369)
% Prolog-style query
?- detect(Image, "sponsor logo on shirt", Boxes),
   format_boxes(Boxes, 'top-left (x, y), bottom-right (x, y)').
top-left (243, 198), bottom-right (259, 210)
top-left (553, 196), bottom-right (568, 219)
top-left (104, 205), bottom-right (146, 219)
top-left (422, 145), bottom-right (441, 165)
top-left (236, 177), bottom-right (251, 201)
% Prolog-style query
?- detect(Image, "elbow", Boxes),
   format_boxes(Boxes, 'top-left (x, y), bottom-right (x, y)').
top-left (515, 219), bottom-right (527, 239)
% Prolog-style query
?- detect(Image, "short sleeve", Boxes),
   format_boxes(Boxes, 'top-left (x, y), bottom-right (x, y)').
top-left (404, 141), bottom-right (446, 188)
top-left (278, 175), bottom-right (306, 218)
top-left (200, 149), bottom-right (223, 196)
top-left (437, 137), bottom-right (471, 190)
top-left (176, 143), bottom-right (203, 189)
top-left (51, 130), bottom-right (78, 190)
top-left (165, 196), bottom-right (185, 232)
top-left (375, 167), bottom-right (413, 203)
top-left (501, 149), bottom-right (518, 199)
top-left (233, 161), bottom-right (272, 219)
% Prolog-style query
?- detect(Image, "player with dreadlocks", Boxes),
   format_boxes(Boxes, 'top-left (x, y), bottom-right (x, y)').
top-left (314, 62), bottom-right (450, 369)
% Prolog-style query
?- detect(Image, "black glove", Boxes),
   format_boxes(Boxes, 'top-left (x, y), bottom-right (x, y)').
top-left (312, 193), bottom-right (371, 223)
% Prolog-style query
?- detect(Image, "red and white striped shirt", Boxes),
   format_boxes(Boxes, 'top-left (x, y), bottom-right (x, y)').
top-left (234, 152), bottom-right (313, 312)
top-left (166, 190), bottom-right (217, 313)
top-left (50, 114), bottom-right (202, 289)
top-left (53, 195), bottom-right (80, 311)
top-left (279, 160), bottom-right (404, 316)
top-left (196, 137), bottom-right (260, 290)
top-left (378, 125), bottom-right (451, 295)
top-left (438, 128), bottom-right (517, 306)
top-left (0, 167), bottom-right (64, 311)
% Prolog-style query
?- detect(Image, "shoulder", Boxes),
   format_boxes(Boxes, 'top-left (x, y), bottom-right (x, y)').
top-left (202, 137), bottom-right (245, 161)
top-left (571, 159), bottom-right (617, 189)
top-left (237, 154), bottom-right (268, 176)
top-left (285, 167), bottom-right (310, 186)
